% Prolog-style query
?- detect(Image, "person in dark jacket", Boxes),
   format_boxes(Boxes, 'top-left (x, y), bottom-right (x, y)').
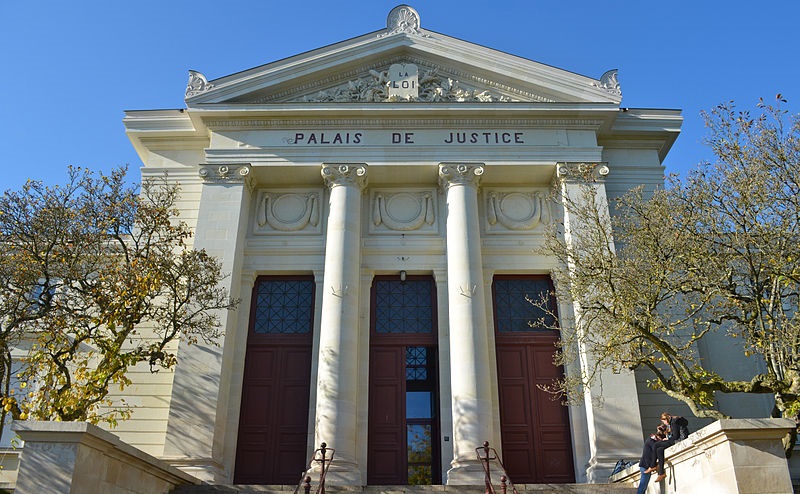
top-left (637, 425), bottom-right (667, 494)
top-left (651, 412), bottom-right (690, 482)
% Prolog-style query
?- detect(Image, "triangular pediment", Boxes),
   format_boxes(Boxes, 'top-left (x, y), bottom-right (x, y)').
top-left (184, 6), bottom-right (622, 106)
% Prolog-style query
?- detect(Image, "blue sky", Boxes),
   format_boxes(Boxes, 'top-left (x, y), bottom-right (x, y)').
top-left (1, 1), bottom-right (797, 191)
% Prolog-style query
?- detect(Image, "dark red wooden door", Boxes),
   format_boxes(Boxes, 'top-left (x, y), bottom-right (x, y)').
top-left (367, 345), bottom-right (406, 484)
top-left (493, 276), bottom-right (574, 484)
top-left (496, 340), bottom-right (574, 483)
top-left (367, 276), bottom-right (440, 485)
top-left (234, 277), bottom-right (314, 485)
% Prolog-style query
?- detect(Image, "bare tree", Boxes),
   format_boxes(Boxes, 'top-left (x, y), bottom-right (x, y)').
top-left (540, 97), bottom-right (800, 428)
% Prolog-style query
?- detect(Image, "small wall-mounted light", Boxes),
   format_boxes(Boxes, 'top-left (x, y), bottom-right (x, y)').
top-left (400, 270), bottom-right (407, 282)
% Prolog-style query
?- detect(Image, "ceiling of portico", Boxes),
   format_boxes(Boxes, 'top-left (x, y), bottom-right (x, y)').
top-left (183, 6), bottom-right (622, 107)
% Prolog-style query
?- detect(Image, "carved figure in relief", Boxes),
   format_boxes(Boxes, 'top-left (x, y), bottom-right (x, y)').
top-left (257, 192), bottom-right (319, 232)
top-left (486, 191), bottom-right (551, 230)
top-left (373, 192), bottom-right (434, 231)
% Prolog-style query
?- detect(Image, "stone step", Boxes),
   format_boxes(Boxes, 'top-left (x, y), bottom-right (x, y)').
top-left (171, 485), bottom-right (635, 494)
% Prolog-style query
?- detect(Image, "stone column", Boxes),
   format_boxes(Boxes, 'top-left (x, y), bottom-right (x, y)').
top-left (556, 162), bottom-right (643, 482)
top-left (313, 163), bottom-right (367, 484)
top-left (438, 163), bottom-right (495, 485)
top-left (162, 164), bottom-right (253, 482)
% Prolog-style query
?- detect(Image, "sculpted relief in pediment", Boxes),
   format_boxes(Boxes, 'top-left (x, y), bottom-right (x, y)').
top-left (296, 64), bottom-right (513, 103)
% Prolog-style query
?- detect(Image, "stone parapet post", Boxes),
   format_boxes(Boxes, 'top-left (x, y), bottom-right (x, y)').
top-left (13, 421), bottom-right (200, 494)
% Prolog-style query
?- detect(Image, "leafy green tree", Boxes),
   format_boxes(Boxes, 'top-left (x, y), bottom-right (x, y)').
top-left (0, 166), bottom-right (236, 435)
top-left (540, 96), bottom-right (800, 426)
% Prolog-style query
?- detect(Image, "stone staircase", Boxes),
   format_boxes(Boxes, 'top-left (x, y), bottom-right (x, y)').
top-left (171, 485), bottom-right (635, 494)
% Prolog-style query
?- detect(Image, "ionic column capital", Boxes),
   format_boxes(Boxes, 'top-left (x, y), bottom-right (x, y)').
top-left (556, 162), bottom-right (610, 183)
top-left (321, 163), bottom-right (368, 190)
top-left (198, 163), bottom-right (253, 189)
top-left (438, 163), bottom-right (485, 190)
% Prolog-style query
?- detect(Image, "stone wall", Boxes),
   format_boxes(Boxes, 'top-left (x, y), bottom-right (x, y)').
top-left (612, 418), bottom-right (795, 494)
top-left (12, 421), bottom-right (200, 494)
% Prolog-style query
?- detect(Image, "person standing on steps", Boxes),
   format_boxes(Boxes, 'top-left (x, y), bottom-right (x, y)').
top-left (652, 411), bottom-right (690, 483)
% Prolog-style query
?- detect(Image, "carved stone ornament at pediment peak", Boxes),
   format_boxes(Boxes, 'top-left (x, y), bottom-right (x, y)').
top-left (380, 5), bottom-right (431, 38)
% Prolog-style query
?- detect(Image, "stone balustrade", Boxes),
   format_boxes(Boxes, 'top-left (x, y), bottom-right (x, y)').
top-left (611, 418), bottom-right (795, 494)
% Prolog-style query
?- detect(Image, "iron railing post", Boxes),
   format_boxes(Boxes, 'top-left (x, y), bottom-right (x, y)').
top-left (294, 441), bottom-right (335, 494)
top-left (475, 441), bottom-right (518, 494)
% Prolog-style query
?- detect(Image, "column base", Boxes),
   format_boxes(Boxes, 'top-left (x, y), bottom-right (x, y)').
top-left (584, 455), bottom-right (618, 483)
top-left (446, 459), bottom-right (488, 485)
top-left (317, 458), bottom-right (363, 485)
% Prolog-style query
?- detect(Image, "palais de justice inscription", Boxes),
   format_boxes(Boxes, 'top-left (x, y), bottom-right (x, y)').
top-left (288, 131), bottom-right (526, 145)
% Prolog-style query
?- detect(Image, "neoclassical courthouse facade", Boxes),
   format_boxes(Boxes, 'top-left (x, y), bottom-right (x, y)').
top-left (121, 5), bottom-right (687, 487)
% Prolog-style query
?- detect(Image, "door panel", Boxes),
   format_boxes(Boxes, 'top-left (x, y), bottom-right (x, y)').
top-left (367, 346), bottom-right (406, 484)
top-left (496, 340), bottom-right (574, 483)
top-left (234, 276), bottom-right (314, 485)
top-left (235, 343), bottom-right (312, 484)
top-left (493, 275), bottom-right (574, 484)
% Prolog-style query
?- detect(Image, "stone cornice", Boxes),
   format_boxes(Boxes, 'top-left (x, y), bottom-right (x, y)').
top-left (321, 163), bottom-right (368, 190)
top-left (202, 117), bottom-right (606, 131)
top-left (438, 163), bottom-right (485, 190)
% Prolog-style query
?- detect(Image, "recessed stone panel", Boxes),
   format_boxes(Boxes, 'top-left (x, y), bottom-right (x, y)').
top-left (254, 188), bottom-right (323, 235)
top-left (369, 188), bottom-right (439, 235)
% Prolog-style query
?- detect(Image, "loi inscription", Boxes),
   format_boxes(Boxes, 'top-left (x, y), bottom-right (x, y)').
top-left (388, 63), bottom-right (418, 100)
